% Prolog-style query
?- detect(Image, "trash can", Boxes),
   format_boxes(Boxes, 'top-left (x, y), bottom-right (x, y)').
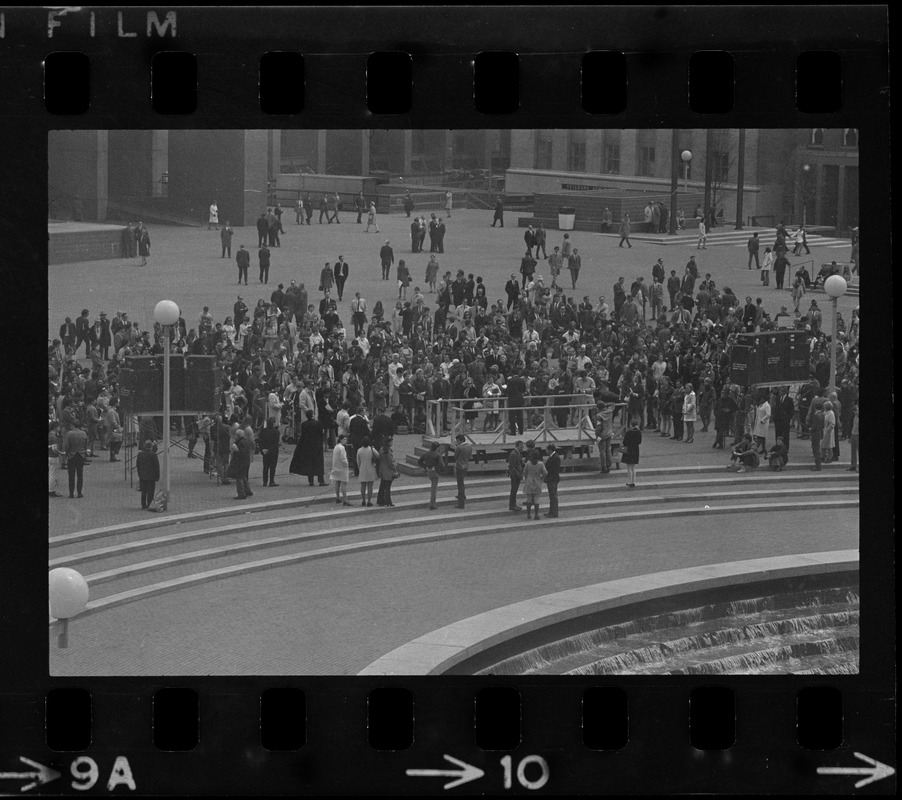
top-left (558, 206), bottom-right (576, 231)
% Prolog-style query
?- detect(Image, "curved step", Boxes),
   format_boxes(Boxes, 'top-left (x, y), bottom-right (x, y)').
top-left (50, 499), bottom-right (858, 625)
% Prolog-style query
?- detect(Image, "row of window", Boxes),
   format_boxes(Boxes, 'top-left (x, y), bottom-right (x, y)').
top-left (539, 141), bottom-right (732, 181)
top-left (810, 128), bottom-right (858, 147)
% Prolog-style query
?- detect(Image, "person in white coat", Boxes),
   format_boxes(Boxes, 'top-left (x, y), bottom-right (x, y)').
top-left (753, 393), bottom-right (772, 455)
top-left (330, 434), bottom-right (351, 505)
top-left (208, 202), bottom-right (219, 230)
top-left (355, 436), bottom-right (378, 506)
top-left (682, 383), bottom-right (697, 443)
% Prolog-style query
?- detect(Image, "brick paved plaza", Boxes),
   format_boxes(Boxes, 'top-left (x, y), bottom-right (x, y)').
top-left (48, 209), bottom-right (860, 675)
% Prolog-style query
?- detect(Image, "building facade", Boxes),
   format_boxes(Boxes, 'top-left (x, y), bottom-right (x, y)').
top-left (505, 128), bottom-right (858, 232)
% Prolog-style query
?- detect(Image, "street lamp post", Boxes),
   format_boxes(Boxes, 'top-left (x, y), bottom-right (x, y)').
top-left (681, 150), bottom-right (692, 197)
top-left (802, 163), bottom-right (811, 228)
top-left (824, 275), bottom-right (847, 394)
top-left (153, 300), bottom-right (180, 510)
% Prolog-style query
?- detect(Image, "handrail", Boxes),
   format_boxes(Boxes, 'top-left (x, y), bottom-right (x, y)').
top-left (424, 397), bottom-right (627, 447)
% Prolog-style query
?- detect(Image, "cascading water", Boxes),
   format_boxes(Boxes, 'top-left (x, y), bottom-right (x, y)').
top-left (477, 587), bottom-right (859, 676)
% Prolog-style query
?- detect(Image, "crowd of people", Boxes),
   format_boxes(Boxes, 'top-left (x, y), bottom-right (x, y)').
top-left (49, 214), bottom-right (861, 508)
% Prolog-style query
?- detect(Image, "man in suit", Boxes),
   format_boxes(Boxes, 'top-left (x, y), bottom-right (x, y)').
top-left (504, 369), bottom-right (527, 435)
top-left (454, 434), bottom-right (473, 508)
top-left (523, 225), bottom-right (536, 257)
top-left (236, 245), bottom-right (250, 285)
top-left (75, 309), bottom-right (92, 356)
top-left (230, 428), bottom-right (253, 499)
top-left (380, 240), bottom-right (394, 280)
top-left (334, 256), bottom-right (349, 301)
top-left (507, 440), bottom-right (524, 511)
top-left (544, 444), bottom-right (561, 517)
top-left (259, 417), bottom-right (281, 487)
top-left (59, 317), bottom-right (77, 353)
top-left (256, 213), bottom-right (269, 247)
top-left (355, 192), bottom-right (366, 224)
top-left (371, 409), bottom-right (396, 452)
top-left (505, 275), bottom-right (521, 310)
top-left (258, 243), bottom-right (271, 284)
top-left (220, 221), bottom-right (234, 258)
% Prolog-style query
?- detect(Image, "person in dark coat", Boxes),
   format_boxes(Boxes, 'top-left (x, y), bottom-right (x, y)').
top-left (289, 410), bottom-right (327, 485)
top-left (228, 428), bottom-right (253, 499)
top-left (136, 439), bottom-right (160, 510)
top-left (258, 244), bottom-right (271, 284)
top-left (621, 421), bottom-right (642, 487)
top-left (379, 240), bottom-right (394, 280)
top-left (713, 389), bottom-right (738, 449)
top-left (236, 245), bottom-right (250, 285)
top-left (256, 213), bottom-right (269, 247)
top-left (773, 387), bottom-right (795, 459)
top-left (259, 417), bottom-right (281, 487)
top-left (333, 256), bottom-right (349, 301)
top-left (98, 312), bottom-right (112, 360)
top-left (491, 197), bottom-right (504, 227)
top-left (371, 410), bottom-right (396, 452)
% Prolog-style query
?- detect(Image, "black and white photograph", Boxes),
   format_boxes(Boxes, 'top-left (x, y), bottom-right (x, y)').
top-left (48, 126), bottom-right (860, 676)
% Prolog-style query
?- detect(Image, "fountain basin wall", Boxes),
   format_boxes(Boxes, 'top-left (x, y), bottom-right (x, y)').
top-left (358, 551), bottom-right (858, 676)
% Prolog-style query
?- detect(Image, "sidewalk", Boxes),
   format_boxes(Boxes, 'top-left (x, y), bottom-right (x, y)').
top-left (48, 423), bottom-right (836, 537)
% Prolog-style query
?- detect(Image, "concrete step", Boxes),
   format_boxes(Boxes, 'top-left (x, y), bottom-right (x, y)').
top-left (53, 496), bottom-right (858, 622)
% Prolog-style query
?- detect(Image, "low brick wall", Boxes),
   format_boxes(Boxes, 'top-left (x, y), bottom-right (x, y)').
top-left (49, 228), bottom-right (128, 265)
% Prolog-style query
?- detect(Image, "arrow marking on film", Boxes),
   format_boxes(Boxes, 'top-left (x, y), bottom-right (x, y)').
top-left (817, 752), bottom-right (895, 788)
top-left (407, 754), bottom-right (485, 790)
top-left (0, 757), bottom-right (62, 792)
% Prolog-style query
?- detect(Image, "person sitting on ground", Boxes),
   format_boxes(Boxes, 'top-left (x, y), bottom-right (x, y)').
top-left (767, 437), bottom-right (788, 471)
top-left (728, 433), bottom-right (759, 473)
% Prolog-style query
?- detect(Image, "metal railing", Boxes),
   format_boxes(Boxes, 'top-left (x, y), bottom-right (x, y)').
top-left (425, 395), bottom-right (628, 447)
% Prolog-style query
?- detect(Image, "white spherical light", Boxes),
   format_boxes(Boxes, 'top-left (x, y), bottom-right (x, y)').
top-left (154, 299), bottom-right (180, 326)
top-left (681, 150), bottom-right (692, 162)
top-left (49, 568), bottom-right (89, 619)
top-left (824, 275), bottom-right (848, 299)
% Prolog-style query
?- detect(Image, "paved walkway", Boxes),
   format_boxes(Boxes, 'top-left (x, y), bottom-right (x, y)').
top-left (49, 420), bottom-right (837, 537)
top-left (50, 507), bottom-right (857, 676)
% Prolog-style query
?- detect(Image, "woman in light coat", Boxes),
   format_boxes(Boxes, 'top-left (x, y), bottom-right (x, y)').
top-left (522, 450), bottom-right (548, 520)
top-left (820, 401), bottom-right (836, 463)
top-left (330, 434), bottom-right (351, 505)
top-left (356, 436), bottom-right (378, 506)
top-left (681, 383), bottom-right (697, 443)
top-left (753, 394), bottom-right (772, 454)
top-left (760, 247), bottom-right (774, 286)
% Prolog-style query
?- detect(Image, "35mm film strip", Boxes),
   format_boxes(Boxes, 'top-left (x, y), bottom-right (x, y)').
top-left (2, 4), bottom-right (893, 795)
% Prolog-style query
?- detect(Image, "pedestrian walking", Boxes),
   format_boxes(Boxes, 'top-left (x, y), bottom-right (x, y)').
top-left (454, 433), bottom-right (473, 508)
top-left (621, 420), bottom-right (642, 487)
top-left (418, 441), bottom-right (442, 509)
top-left (208, 201), bottom-right (219, 230)
top-left (544, 444), bottom-right (561, 517)
top-left (491, 197), bottom-right (504, 227)
top-left (697, 217), bottom-right (707, 249)
top-left (220, 221), bottom-right (233, 258)
top-left (136, 439), bottom-right (160, 510)
top-left (334, 256), bottom-right (349, 301)
top-left (330, 434), bottom-right (352, 505)
top-left (618, 214), bottom-right (632, 248)
top-left (760, 247), bottom-right (773, 286)
top-left (522, 450), bottom-right (547, 520)
top-left (365, 201), bottom-right (379, 233)
top-left (747, 232), bottom-right (760, 269)
top-left (379, 239), bottom-right (394, 280)
top-left (256, 212), bottom-right (269, 247)
top-left (258, 243), bottom-right (271, 284)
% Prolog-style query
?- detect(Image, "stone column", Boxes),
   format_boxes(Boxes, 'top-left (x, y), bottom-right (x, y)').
top-left (361, 129), bottom-right (370, 175)
top-left (95, 130), bottom-right (109, 221)
top-left (586, 130), bottom-right (604, 174)
top-left (551, 130), bottom-right (568, 171)
top-left (402, 130), bottom-right (412, 174)
top-left (619, 129), bottom-right (638, 176)
top-left (316, 130), bottom-right (327, 173)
